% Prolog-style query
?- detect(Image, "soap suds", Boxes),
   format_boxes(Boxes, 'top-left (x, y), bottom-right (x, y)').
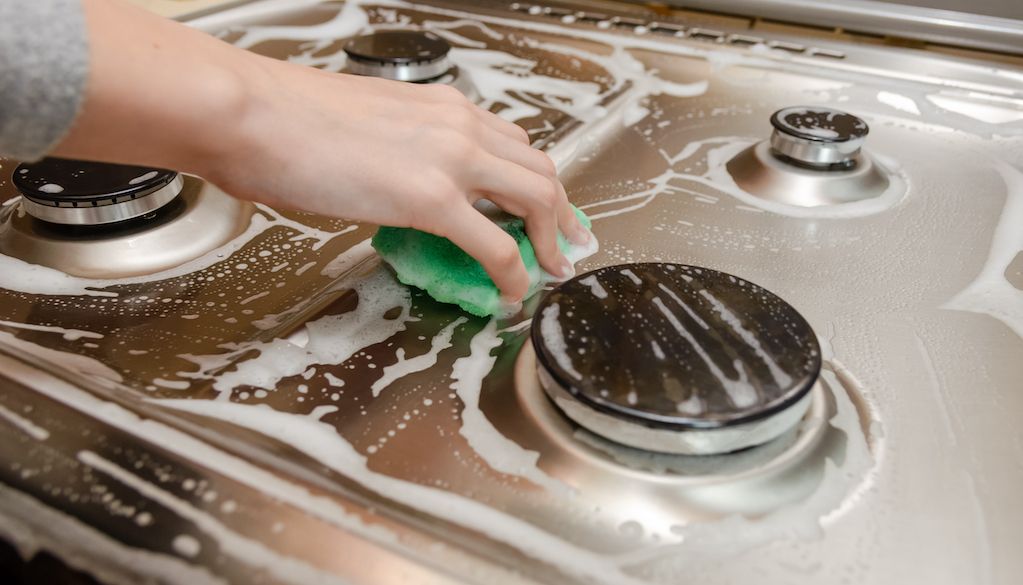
top-left (0, 403), bottom-right (50, 441)
top-left (452, 321), bottom-right (572, 495)
top-left (180, 270), bottom-right (413, 399)
top-left (78, 451), bottom-right (350, 584)
top-left (371, 317), bottom-right (467, 396)
top-left (539, 305), bottom-right (582, 381)
top-left (579, 275), bottom-right (608, 299)
top-left (943, 162), bottom-right (1023, 340)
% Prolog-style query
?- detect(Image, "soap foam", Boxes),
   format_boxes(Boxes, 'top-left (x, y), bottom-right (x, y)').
top-left (0, 202), bottom-right (354, 297)
top-left (943, 162), bottom-right (1023, 341)
top-left (371, 316), bottom-right (467, 397)
top-left (179, 269), bottom-right (414, 399)
top-left (582, 136), bottom-right (909, 220)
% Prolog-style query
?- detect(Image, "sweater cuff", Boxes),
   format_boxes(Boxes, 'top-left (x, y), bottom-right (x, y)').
top-left (0, 0), bottom-right (90, 161)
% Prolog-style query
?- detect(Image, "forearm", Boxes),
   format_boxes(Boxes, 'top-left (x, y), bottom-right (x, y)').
top-left (53, 0), bottom-right (258, 177)
top-left (44, 0), bottom-right (585, 298)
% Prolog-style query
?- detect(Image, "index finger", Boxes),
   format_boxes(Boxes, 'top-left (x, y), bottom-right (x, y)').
top-left (437, 203), bottom-right (531, 302)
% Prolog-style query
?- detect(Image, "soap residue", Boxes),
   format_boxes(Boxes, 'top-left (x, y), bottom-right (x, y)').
top-left (179, 270), bottom-right (414, 400)
top-left (0, 483), bottom-right (225, 585)
top-left (159, 398), bottom-right (638, 585)
top-left (0, 319), bottom-right (103, 342)
top-left (943, 162), bottom-right (1023, 340)
top-left (877, 91), bottom-right (921, 115)
top-left (452, 321), bottom-right (573, 494)
top-left (539, 304), bottom-right (582, 380)
top-left (0, 403), bottom-right (50, 441)
top-left (78, 451), bottom-right (349, 583)
top-left (698, 288), bottom-right (793, 388)
top-left (371, 316), bottom-right (467, 397)
top-left (582, 136), bottom-right (908, 220)
top-left (579, 274), bottom-right (608, 299)
top-left (651, 297), bottom-right (757, 408)
top-left (0, 202), bottom-right (355, 297)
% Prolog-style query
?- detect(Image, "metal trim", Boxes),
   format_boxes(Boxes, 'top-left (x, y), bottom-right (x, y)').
top-left (646, 0), bottom-right (1023, 55)
top-left (21, 174), bottom-right (184, 226)
top-left (345, 57), bottom-right (455, 82)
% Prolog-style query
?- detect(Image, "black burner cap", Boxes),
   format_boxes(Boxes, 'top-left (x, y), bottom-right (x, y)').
top-left (531, 263), bottom-right (821, 430)
top-left (770, 106), bottom-right (868, 144)
top-left (14, 158), bottom-right (177, 205)
top-left (344, 30), bottom-right (450, 65)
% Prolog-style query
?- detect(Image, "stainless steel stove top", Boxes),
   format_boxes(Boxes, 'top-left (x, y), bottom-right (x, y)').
top-left (0, 1), bottom-right (1021, 584)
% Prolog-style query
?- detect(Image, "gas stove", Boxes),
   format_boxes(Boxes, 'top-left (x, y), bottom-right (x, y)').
top-left (0, 1), bottom-right (1021, 584)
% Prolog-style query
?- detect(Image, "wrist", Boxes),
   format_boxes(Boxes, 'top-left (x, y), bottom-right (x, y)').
top-left (174, 48), bottom-right (266, 180)
top-left (55, 0), bottom-right (263, 180)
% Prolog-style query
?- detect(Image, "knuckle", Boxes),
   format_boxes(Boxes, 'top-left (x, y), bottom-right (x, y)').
top-left (491, 237), bottom-right (522, 270)
top-left (534, 151), bottom-right (558, 178)
top-left (442, 133), bottom-right (478, 161)
top-left (533, 181), bottom-right (559, 209)
top-left (513, 124), bottom-right (530, 144)
top-left (415, 181), bottom-right (457, 212)
top-left (445, 107), bottom-right (480, 134)
top-left (426, 83), bottom-right (464, 102)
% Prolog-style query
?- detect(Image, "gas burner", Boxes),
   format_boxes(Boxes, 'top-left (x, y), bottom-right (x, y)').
top-left (1, 158), bottom-right (254, 279)
top-left (344, 30), bottom-right (451, 81)
top-left (13, 158), bottom-right (183, 226)
top-left (727, 106), bottom-right (890, 207)
top-left (343, 30), bottom-right (478, 99)
top-left (531, 263), bottom-right (821, 455)
top-left (769, 106), bottom-right (869, 169)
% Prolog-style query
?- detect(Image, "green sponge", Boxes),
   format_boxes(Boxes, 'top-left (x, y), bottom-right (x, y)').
top-left (372, 206), bottom-right (593, 317)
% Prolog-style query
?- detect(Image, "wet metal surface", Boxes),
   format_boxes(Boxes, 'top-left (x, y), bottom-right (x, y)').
top-left (0, 1), bottom-right (1021, 583)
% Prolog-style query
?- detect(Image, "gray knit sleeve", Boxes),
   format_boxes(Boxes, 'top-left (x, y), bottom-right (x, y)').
top-left (0, 0), bottom-right (89, 161)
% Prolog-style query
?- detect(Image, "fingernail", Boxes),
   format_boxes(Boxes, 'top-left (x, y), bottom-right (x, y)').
top-left (558, 255), bottom-right (575, 279)
top-left (568, 225), bottom-right (591, 246)
top-left (498, 296), bottom-right (524, 317)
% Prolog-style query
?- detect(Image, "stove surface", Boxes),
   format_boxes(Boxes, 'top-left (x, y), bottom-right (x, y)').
top-left (0, 1), bottom-right (1021, 584)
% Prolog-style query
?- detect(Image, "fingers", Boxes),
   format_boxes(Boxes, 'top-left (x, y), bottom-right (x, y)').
top-left (438, 203), bottom-right (531, 301)
top-left (470, 154), bottom-right (571, 280)
top-left (474, 106), bottom-right (530, 145)
top-left (414, 83), bottom-right (588, 284)
top-left (554, 180), bottom-right (590, 247)
top-left (479, 129), bottom-right (590, 247)
top-left (419, 82), bottom-right (529, 144)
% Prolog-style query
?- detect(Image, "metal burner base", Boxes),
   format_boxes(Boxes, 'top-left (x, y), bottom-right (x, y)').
top-left (0, 176), bottom-right (255, 279)
top-left (504, 341), bottom-right (871, 522)
top-left (539, 365), bottom-right (819, 456)
top-left (726, 141), bottom-right (890, 207)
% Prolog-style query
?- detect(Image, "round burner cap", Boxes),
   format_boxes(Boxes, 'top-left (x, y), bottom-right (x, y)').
top-left (770, 106), bottom-right (868, 144)
top-left (768, 106), bottom-right (869, 168)
top-left (14, 158), bottom-right (181, 225)
top-left (344, 31), bottom-right (453, 82)
top-left (532, 263), bottom-right (821, 454)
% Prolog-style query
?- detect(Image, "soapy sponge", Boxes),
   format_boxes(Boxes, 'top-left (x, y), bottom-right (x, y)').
top-left (372, 206), bottom-right (593, 317)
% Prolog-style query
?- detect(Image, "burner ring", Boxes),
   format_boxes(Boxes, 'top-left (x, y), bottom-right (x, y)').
top-left (14, 158), bottom-right (183, 226)
top-left (531, 263), bottom-right (821, 455)
top-left (344, 31), bottom-right (454, 82)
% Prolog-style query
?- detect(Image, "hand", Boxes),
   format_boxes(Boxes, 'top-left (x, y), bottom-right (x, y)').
top-left (213, 59), bottom-right (590, 300)
top-left (57, 0), bottom-right (590, 301)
